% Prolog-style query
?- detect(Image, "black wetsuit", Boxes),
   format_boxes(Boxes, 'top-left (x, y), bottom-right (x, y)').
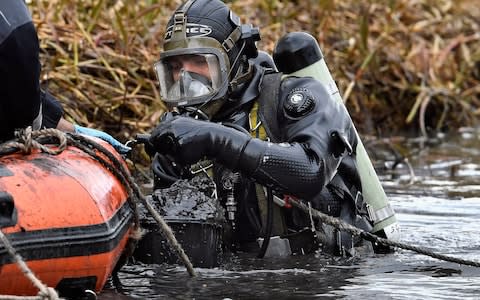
top-left (0, 0), bottom-right (62, 142)
top-left (212, 66), bottom-right (372, 254)
top-left (151, 64), bottom-right (373, 255)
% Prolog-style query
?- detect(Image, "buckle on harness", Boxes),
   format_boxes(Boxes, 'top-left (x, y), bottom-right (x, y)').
top-left (366, 203), bottom-right (395, 224)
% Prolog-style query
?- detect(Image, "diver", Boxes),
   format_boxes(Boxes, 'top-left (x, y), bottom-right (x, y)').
top-left (146, 0), bottom-right (396, 257)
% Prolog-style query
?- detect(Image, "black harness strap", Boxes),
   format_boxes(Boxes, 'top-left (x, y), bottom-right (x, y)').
top-left (256, 72), bottom-right (283, 143)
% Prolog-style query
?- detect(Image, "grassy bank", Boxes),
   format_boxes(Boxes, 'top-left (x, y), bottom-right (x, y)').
top-left (30, 0), bottom-right (480, 140)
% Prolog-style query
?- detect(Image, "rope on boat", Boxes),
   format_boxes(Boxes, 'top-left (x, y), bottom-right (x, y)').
top-left (0, 231), bottom-right (62, 300)
top-left (290, 199), bottom-right (480, 268)
top-left (67, 133), bottom-right (196, 277)
top-left (0, 127), bottom-right (67, 155)
top-left (0, 128), bottom-right (195, 298)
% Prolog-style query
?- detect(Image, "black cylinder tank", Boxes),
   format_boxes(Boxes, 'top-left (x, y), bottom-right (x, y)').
top-left (273, 32), bottom-right (323, 74)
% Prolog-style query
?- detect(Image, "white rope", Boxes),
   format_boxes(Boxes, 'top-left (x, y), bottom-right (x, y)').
top-left (0, 230), bottom-right (62, 300)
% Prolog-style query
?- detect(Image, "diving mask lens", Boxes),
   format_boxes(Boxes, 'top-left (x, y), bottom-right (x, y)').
top-left (167, 70), bottom-right (213, 99)
top-left (154, 53), bottom-right (223, 105)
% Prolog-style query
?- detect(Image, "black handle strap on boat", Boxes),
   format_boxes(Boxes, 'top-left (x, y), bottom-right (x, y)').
top-left (289, 199), bottom-right (480, 268)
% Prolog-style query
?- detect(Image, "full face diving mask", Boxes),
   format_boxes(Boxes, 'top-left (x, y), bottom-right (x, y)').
top-left (154, 48), bottom-right (229, 108)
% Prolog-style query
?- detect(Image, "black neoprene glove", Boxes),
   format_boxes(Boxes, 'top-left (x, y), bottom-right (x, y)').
top-left (148, 116), bottom-right (264, 173)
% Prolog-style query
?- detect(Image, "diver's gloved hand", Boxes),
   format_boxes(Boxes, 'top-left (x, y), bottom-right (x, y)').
top-left (74, 125), bottom-right (131, 154)
top-left (141, 111), bottom-right (179, 157)
top-left (148, 116), bottom-right (264, 172)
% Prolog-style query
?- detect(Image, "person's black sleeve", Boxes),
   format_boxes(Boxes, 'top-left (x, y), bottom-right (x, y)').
top-left (40, 90), bottom-right (63, 129)
top-left (0, 20), bottom-right (41, 139)
top-left (0, 0), bottom-right (64, 141)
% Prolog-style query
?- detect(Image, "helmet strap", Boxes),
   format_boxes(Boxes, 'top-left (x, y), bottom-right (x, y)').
top-left (169, 0), bottom-right (195, 44)
top-left (222, 27), bottom-right (242, 53)
top-left (229, 59), bottom-right (254, 92)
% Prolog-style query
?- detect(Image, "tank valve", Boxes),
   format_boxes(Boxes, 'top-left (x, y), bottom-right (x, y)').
top-left (222, 172), bottom-right (239, 226)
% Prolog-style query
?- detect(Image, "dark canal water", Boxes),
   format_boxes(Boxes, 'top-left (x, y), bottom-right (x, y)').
top-left (100, 129), bottom-right (480, 299)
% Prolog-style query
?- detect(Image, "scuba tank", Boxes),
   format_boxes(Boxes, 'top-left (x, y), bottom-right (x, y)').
top-left (272, 32), bottom-right (400, 240)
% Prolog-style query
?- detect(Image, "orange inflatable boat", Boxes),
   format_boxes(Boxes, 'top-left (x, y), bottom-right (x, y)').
top-left (0, 137), bottom-right (135, 297)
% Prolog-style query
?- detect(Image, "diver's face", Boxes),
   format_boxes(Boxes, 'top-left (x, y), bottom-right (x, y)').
top-left (168, 54), bottom-right (211, 81)
top-left (154, 51), bottom-right (223, 103)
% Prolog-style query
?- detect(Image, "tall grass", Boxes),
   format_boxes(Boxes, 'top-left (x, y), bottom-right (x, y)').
top-left (30, 0), bottom-right (480, 139)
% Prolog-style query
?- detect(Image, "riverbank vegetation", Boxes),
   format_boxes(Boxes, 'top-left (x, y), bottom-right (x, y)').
top-left (30, 0), bottom-right (479, 140)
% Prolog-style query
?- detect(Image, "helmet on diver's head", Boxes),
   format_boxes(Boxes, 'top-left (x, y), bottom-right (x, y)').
top-left (153, 0), bottom-right (260, 117)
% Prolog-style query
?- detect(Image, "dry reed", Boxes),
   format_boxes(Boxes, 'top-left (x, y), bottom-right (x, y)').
top-left (29, 0), bottom-right (480, 140)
